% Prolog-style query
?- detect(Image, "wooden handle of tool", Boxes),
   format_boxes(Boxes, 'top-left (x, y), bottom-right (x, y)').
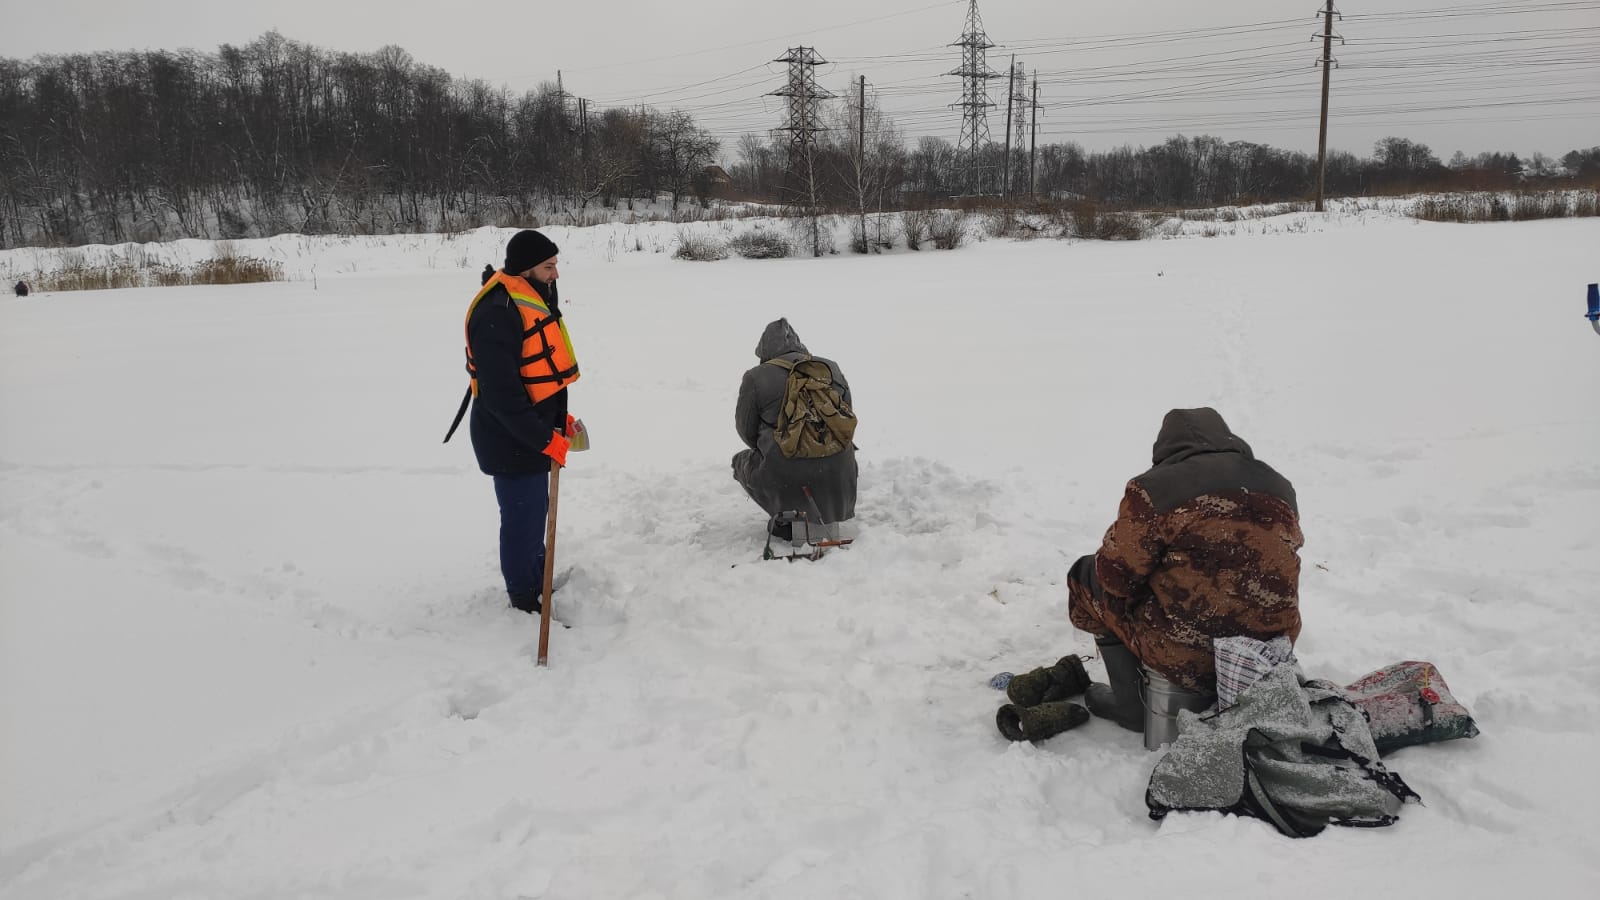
top-left (537, 462), bottom-right (562, 666)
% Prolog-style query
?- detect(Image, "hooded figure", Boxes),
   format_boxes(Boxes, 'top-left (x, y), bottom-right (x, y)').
top-left (732, 318), bottom-right (858, 531)
top-left (1067, 408), bottom-right (1303, 730)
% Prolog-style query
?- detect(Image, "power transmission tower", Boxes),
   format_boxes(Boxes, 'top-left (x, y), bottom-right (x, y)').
top-left (948, 0), bottom-right (998, 196)
top-left (998, 56), bottom-right (1011, 197)
top-left (1314, 1), bottom-right (1343, 212)
top-left (1029, 72), bottom-right (1041, 199)
top-left (1008, 61), bottom-right (1036, 199)
top-left (769, 47), bottom-right (833, 254)
top-left (1012, 61), bottom-right (1031, 190)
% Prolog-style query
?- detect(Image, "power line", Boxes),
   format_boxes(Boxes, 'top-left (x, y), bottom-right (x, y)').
top-left (552, 0), bottom-right (967, 75)
top-left (586, 0), bottom-right (1600, 159)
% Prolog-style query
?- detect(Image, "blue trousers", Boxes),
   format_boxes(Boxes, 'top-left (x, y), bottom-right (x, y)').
top-left (492, 473), bottom-right (549, 598)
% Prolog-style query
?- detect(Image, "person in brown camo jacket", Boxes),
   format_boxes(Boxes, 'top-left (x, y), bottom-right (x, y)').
top-left (1069, 408), bottom-right (1303, 715)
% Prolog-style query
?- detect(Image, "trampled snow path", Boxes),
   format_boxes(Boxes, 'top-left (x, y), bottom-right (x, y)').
top-left (2, 214), bottom-right (1598, 898)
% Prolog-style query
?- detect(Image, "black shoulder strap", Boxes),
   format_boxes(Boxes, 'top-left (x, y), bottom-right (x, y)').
top-left (442, 384), bottom-right (472, 443)
top-left (1241, 762), bottom-right (1327, 838)
top-left (449, 284), bottom-right (512, 443)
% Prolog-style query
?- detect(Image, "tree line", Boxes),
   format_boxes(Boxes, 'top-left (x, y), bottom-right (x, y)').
top-left (735, 129), bottom-right (1600, 213)
top-left (0, 32), bottom-right (717, 247)
top-left (3, 32), bottom-right (1596, 248)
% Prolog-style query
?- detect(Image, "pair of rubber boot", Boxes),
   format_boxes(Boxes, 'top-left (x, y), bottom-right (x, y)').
top-left (995, 655), bottom-right (1092, 742)
top-left (1085, 635), bottom-right (1146, 732)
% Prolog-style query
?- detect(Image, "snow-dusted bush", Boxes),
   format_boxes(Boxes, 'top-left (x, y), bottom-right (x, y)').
top-left (1411, 190), bottom-right (1598, 223)
top-left (728, 229), bottom-right (791, 259)
top-left (900, 209), bottom-right (931, 251)
top-left (672, 229), bottom-right (729, 262)
top-left (787, 216), bottom-right (835, 257)
top-left (1177, 202), bottom-right (1312, 222)
top-left (928, 210), bottom-right (968, 249)
top-left (1061, 202), bottom-right (1149, 241)
top-left (20, 249), bottom-right (284, 292)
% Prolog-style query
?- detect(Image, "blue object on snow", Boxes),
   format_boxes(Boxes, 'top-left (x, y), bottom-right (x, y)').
top-left (989, 672), bottom-right (1015, 690)
top-left (1588, 283), bottom-right (1599, 335)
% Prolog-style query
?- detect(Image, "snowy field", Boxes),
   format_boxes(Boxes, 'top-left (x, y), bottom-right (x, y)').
top-left (2, 211), bottom-right (1598, 898)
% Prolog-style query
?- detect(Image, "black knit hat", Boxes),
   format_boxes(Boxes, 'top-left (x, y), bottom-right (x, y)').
top-left (504, 229), bottom-right (559, 274)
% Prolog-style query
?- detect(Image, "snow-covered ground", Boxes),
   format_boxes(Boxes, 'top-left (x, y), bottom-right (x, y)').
top-left (2, 210), bottom-right (1598, 898)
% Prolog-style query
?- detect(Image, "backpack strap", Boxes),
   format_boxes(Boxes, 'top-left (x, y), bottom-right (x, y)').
top-left (765, 354), bottom-right (831, 383)
top-left (442, 384), bottom-right (472, 443)
top-left (1241, 763), bottom-right (1326, 839)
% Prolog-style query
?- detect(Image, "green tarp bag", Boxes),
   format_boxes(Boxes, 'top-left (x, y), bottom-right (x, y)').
top-left (766, 356), bottom-right (856, 460)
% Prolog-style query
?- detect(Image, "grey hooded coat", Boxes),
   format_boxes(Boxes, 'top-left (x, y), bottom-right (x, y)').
top-left (732, 319), bottom-right (858, 524)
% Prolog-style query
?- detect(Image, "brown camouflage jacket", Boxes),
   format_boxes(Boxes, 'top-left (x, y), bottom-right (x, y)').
top-left (1089, 408), bottom-right (1304, 691)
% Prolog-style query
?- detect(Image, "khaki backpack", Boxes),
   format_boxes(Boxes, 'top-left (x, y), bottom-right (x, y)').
top-left (766, 355), bottom-right (857, 459)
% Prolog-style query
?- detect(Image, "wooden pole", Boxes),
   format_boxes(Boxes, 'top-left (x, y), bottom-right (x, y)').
top-left (858, 75), bottom-right (867, 252)
top-left (1315, 0), bottom-right (1335, 212)
top-left (537, 462), bottom-right (562, 666)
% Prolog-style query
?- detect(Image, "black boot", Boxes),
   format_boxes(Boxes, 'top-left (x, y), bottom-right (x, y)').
top-left (1084, 637), bottom-right (1145, 732)
top-left (508, 590), bottom-right (542, 614)
top-left (1005, 656), bottom-right (1091, 707)
top-left (996, 701), bottom-right (1091, 742)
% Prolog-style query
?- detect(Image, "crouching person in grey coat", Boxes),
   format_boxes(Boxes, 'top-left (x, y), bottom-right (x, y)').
top-left (732, 318), bottom-right (858, 538)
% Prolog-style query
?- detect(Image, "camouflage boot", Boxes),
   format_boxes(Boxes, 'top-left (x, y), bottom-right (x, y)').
top-left (1005, 655), bottom-right (1091, 707)
top-left (996, 701), bottom-right (1091, 742)
top-left (1085, 637), bottom-right (1145, 732)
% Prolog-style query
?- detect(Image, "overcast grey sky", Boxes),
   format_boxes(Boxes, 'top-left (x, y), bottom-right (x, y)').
top-left (1, 0), bottom-right (1596, 161)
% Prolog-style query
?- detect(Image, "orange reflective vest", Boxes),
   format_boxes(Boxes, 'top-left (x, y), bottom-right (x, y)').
top-left (442, 271), bottom-right (579, 443)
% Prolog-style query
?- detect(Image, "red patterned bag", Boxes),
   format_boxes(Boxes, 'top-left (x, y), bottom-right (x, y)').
top-left (1344, 661), bottom-right (1479, 755)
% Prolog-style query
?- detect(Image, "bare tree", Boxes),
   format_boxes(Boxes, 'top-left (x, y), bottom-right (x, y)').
top-left (649, 110), bottom-right (718, 211)
top-left (825, 78), bottom-right (904, 252)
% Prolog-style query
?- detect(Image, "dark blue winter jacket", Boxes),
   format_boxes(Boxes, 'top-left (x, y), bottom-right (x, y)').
top-left (466, 277), bottom-right (570, 476)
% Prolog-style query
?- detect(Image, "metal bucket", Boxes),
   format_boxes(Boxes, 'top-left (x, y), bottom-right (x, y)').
top-left (1142, 667), bottom-right (1215, 751)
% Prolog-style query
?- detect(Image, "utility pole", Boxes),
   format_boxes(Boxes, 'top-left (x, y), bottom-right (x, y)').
top-left (1002, 54), bottom-right (1015, 198)
top-left (858, 75), bottom-right (867, 252)
top-left (948, 0), bottom-right (998, 196)
top-left (554, 71), bottom-right (590, 208)
top-left (1314, 1), bottom-right (1342, 212)
top-left (1029, 73), bottom-right (1040, 199)
top-left (769, 47), bottom-right (833, 255)
top-left (580, 97), bottom-right (591, 206)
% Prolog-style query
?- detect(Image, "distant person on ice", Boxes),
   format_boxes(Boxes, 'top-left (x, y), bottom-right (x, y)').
top-left (1068, 407), bottom-right (1304, 732)
top-left (733, 318), bottom-right (858, 539)
top-left (13, 281), bottom-right (29, 297)
top-left (444, 229), bottom-right (581, 614)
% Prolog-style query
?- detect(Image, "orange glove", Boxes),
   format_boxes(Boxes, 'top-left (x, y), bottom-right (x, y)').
top-left (565, 413), bottom-right (578, 435)
top-left (566, 416), bottom-right (590, 451)
top-left (543, 431), bottom-right (570, 467)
